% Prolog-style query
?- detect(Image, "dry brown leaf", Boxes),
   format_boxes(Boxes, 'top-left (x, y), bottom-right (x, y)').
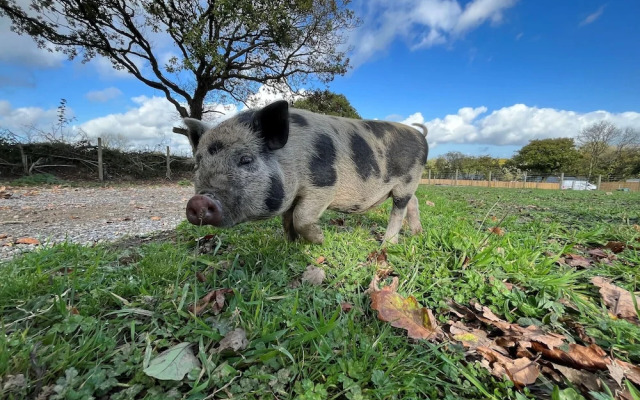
top-left (369, 275), bottom-right (442, 341)
top-left (341, 302), bottom-right (354, 313)
top-left (488, 226), bottom-right (504, 236)
top-left (587, 248), bottom-right (610, 260)
top-left (449, 320), bottom-right (503, 353)
top-left (315, 256), bottom-right (326, 264)
top-left (301, 265), bottom-right (325, 286)
top-left (195, 272), bottom-right (207, 282)
top-left (217, 328), bottom-right (249, 354)
top-left (0, 233), bottom-right (8, 239)
top-left (425, 200), bottom-right (435, 207)
top-left (188, 288), bottom-right (233, 316)
top-left (608, 359), bottom-right (626, 387)
top-left (617, 360), bottom-right (640, 386)
top-left (565, 254), bottom-right (592, 269)
top-left (592, 277), bottom-right (640, 322)
top-left (16, 237), bottom-right (40, 245)
top-left (550, 363), bottom-right (603, 392)
top-left (367, 248), bottom-right (388, 266)
top-left (329, 218), bottom-right (345, 226)
top-left (477, 347), bottom-right (540, 387)
top-left (531, 342), bottom-right (609, 371)
top-left (605, 241), bottom-right (626, 254)
top-left (150, 216), bottom-right (161, 221)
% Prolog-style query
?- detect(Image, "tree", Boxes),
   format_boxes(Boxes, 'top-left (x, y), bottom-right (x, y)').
top-left (512, 138), bottom-right (581, 174)
top-left (577, 121), bottom-right (620, 179)
top-left (0, 0), bottom-right (359, 136)
top-left (293, 90), bottom-right (361, 119)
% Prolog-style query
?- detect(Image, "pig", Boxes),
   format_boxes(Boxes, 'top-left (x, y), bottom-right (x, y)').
top-left (183, 100), bottom-right (428, 244)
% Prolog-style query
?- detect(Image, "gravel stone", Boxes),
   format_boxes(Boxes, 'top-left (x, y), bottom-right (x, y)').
top-left (0, 184), bottom-right (194, 261)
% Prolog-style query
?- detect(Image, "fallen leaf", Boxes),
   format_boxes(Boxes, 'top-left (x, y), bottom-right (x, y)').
top-left (329, 217), bottom-right (345, 226)
top-left (550, 363), bottom-right (603, 393)
top-left (375, 267), bottom-right (394, 279)
top-left (301, 265), bottom-right (325, 286)
top-left (608, 359), bottom-right (626, 387)
top-left (341, 302), bottom-right (354, 312)
top-left (617, 360), bottom-right (640, 386)
top-left (369, 275), bottom-right (442, 341)
top-left (425, 200), bottom-right (435, 207)
top-left (531, 342), bottom-right (609, 371)
top-left (16, 237), bottom-right (40, 245)
top-left (217, 328), bottom-right (249, 353)
top-left (367, 248), bottom-right (388, 266)
top-left (143, 342), bottom-right (200, 381)
top-left (592, 277), bottom-right (640, 322)
top-left (0, 233), bottom-right (7, 239)
top-left (587, 248), bottom-right (609, 260)
top-left (195, 272), bottom-right (207, 282)
top-left (315, 256), bottom-right (326, 264)
top-left (564, 254), bottom-right (591, 269)
top-left (477, 347), bottom-right (540, 387)
top-left (605, 241), bottom-right (626, 254)
top-left (488, 226), bottom-right (504, 236)
top-left (449, 320), bottom-right (500, 352)
top-left (150, 216), bottom-right (161, 221)
top-left (188, 288), bottom-right (233, 316)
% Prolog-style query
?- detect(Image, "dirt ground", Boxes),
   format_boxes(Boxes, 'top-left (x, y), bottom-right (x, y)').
top-left (0, 183), bottom-right (194, 259)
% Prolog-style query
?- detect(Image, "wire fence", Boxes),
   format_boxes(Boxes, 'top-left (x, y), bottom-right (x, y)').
top-left (421, 170), bottom-right (640, 192)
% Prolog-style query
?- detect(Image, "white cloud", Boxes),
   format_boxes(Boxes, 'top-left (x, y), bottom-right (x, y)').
top-left (399, 104), bottom-right (640, 149)
top-left (580, 5), bottom-right (605, 26)
top-left (85, 87), bottom-right (123, 102)
top-left (78, 96), bottom-right (241, 155)
top-left (0, 15), bottom-right (65, 68)
top-left (348, 0), bottom-right (517, 66)
top-left (245, 83), bottom-right (306, 109)
top-left (0, 100), bottom-right (64, 138)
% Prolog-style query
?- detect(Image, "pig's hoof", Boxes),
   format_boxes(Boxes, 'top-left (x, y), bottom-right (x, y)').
top-left (302, 231), bottom-right (324, 244)
top-left (383, 235), bottom-right (399, 245)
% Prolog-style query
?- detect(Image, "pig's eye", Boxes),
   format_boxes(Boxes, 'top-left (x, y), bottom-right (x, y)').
top-left (239, 155), bottom-right (254, 166)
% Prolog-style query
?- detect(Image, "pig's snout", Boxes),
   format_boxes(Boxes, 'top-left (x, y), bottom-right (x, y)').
top-left (186, 195), bottom-right (223, 226)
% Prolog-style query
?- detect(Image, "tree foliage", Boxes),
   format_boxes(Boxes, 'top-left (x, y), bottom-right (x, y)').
top-left (292, 89), bottom-right (361, 119)
top-left (512, 138), bottom-right (581, 174)
top-left (0, 0), bottom-right (359, 131)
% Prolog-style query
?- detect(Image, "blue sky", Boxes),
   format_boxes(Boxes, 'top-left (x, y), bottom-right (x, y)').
top-left (1, 0), bottom-right (639, 157)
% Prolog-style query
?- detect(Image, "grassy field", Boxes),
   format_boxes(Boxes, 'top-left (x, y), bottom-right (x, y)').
top-left (1, 186), bottom-right (639, 399)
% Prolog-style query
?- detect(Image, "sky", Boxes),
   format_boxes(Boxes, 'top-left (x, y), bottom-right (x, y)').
top-left (1, 0), bottom-right (639, 158)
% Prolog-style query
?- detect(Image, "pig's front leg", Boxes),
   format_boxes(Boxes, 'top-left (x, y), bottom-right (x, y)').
top-left (282, 206), bottom-right (299, 242)
top-left (383, 194), bottom-right (412, 244)
top-left (292, 195), bottom-right (331, 244)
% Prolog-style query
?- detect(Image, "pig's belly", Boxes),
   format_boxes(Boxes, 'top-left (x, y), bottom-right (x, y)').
top-left (328, 191), bottom-right (391, 214)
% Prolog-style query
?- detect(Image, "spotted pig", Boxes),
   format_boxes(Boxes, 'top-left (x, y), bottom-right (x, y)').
top-left (184, 100), bottom-right (428, 244)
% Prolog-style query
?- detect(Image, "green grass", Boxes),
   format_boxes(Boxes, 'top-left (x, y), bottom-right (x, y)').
top-left (1, 186), bottom-right (639, 399)
top-left (8, 173), bottom-right (68, 186)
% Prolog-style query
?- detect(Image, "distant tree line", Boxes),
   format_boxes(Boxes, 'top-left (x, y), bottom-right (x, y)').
top-left (428, 122), bottom-right (640, 180)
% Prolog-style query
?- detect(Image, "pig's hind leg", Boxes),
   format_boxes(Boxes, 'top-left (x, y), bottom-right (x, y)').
top-left (383, 193), bottom-right (412, 244)
top-left (406, 194), bottom-right (423, 235)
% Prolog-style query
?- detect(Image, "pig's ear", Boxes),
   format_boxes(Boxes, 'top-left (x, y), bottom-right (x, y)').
top-left (253, 100), bottom-right (289, 150)
top-left (183, 118), bottom-right (208, 154)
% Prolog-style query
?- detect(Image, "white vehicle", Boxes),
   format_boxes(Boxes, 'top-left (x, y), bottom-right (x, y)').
top-left (561, 178), bottom-right (597, 191)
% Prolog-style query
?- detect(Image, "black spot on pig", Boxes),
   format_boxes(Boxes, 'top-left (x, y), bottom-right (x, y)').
top-left (290, 113), bottom-right (310, 127)
top-left (309, 134), bottom-right (337, 187)
top-left (208, 141), bottom-right (224, 155)
top-left (350, 133), bottom-right (381, 181)
top-left (362, 121), bottom-right (391, 139)
top-left (393, 195), bottom-right (411, 209)
top-left (265, 175), bottom-right (285, 212)
top-left (385, 127), bottom-right (428, 178)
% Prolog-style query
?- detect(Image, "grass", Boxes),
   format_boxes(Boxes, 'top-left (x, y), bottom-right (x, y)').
top-left (1, 186), bottom-right (639, 399)
top-left (7, 173), bottom-right (68, 186)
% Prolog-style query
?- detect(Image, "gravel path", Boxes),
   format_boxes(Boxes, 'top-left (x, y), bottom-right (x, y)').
top-left (0, 184), bottom-right (194, 260)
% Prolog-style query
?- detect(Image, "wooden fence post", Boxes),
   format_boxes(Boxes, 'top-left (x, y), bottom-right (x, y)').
top-left (488, 171), bottom-right (491, 188)
top-left (559, 172), bottom-right (564, 190)
top-left (523, 172), bottom-right (527, 188)
top-left (455, 169), bottom-right (459, 186)
top-left (428, 169), bottom-right (431, 185)
top-left (19, 144), bottom-right (28, 175)
top-left (98, 137), bottom-right (104, 181)
top-left (597, 175), bottom-right (602, 191)
top-left (166, 146), bottom-right (171, 180)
